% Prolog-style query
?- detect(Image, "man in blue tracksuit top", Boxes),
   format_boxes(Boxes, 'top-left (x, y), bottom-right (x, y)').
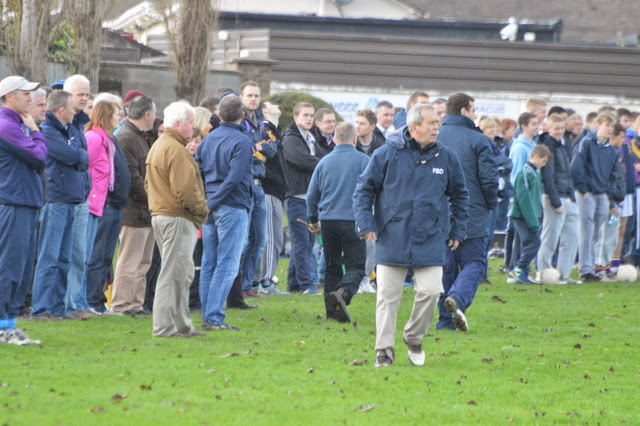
top-left (31, 90), bottom-right (91, 319)
top-left (307, 122), bottom-right (370, 323)
top-left (0, 75), bottom-right (46, 345)
top-left (435, 93), bottom-right (498, 332)
top-left (353, 104), bottom-right (468, 368)
top-left (237, 82), bottom-right (277, 299)
top-left (197, 95), bottom-right (253, 331)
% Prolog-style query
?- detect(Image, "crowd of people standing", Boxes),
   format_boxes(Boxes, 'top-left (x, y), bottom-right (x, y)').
top-left (1, 74), bottom-right (638, 370)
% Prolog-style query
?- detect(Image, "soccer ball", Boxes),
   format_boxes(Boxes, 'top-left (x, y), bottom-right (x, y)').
top-left (616, 265), bottom-right (638, 282)
top-left (540, 268), bottom-right (561, 285)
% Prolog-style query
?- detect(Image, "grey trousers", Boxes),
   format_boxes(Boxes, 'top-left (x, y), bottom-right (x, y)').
top-left (375, 264), bottom-right (443, 359)
top-left (256, 194), bottom-right (284, 285)
top-left (538, 195), bottom-right (579, 279)
top-left (576, 192), bottom-right (609, 276)
top-left (596, 217), bottom-right (619, 267)
top-left (151, 215), bottom-right (197, 337)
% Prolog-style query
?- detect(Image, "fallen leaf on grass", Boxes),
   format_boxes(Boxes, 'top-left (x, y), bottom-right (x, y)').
top-left (350, 360), bottom-right (364, 366)
top-left (588, 323), bottom-right (596, 327)
top-left (491, 295), bottom-right (507, 304)
top-left (352, 321), bottom-right (359, 331)
top-left (127, 330), bottom-right (135, 334)
top-left (574, 344), bottom-right (582, 349)
top-left (356, 404), bottom-right (374, 412)
top-left (1, 383), bottom-right (8, 387)
top-left (259, 318), bottom-right (269, 323)
top-left (217, 353), bottom-right (239, 358)
top-left (584, 375), bottom-right (591, 379)
top-left (597, 293), bottom-right (604, 298)
top-left (482, 359), bottom-right (494, 364)
top-left (467, 400), bottom-right (477, 406)
top-left (544, 288), bottom-right (553, 293)
top-left (307, 368), bottom-right (315, 374)
top-left (111, 394), bottom-right (127, 404)
top-left (538, 352), bottom-right (544, 356)
top-left (292, 309), bottom-right (298, 313)
top-left (245, 350), bottom-right (252, 355)
top-left (89, 407), bottom-right (105, 413)
top-left (293, 341), bottom-right (305, 345)
top-left (544, 328), bottom-right (554, 333)
top-left (9, 391), bottom-right (18, 396)
top-left (501, 344), bottom-right (520, 349)
top-left (609, 367), bottom-right (615, 373)
top-left (566, 411), bottom-right (582, 418)
top-left (140, 385), bottom-right (152, 391)
top-left (215, 396), bottom-right (221, 400)
top-left (315, 315), bottom-right (323, 320)
top-left (207, 370), bottom-right (217, 374)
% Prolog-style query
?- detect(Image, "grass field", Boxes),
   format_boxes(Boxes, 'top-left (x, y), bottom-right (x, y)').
top-left (1, 259), bottom-right (639, 425)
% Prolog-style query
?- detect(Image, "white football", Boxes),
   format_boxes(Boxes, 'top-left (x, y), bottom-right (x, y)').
top-left (616, 265), bottom-right (638, 282)
top-left (540, 268), bottom-right (561, 285)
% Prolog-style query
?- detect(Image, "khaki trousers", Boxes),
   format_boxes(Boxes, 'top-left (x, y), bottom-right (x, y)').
top-left (375, 264), bottom-right (443, 359)
top-left (111, 226), bottom-right (155, 313)
top-left (151, 215), bottom-right (197, 337)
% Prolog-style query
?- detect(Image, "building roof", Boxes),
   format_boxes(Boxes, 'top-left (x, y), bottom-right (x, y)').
top-left (403, 0), bottom-right (640, 45)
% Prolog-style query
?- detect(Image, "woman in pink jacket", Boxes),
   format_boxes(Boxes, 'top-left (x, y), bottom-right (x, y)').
top-left (83, 100), bottom-right (120, 314)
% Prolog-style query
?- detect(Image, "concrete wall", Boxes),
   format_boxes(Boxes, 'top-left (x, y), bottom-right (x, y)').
top-left (99, 62), bottom-right (241, 112)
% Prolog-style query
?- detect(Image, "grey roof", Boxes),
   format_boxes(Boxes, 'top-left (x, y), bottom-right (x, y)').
top-left (403, 0), bottom-right (640, 45)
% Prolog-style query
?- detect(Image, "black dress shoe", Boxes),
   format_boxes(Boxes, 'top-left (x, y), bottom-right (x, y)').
top-left (227, 303), bottom-right (258, 310)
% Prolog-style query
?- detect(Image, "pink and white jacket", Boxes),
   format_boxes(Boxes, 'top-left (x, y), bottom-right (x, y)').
top-left (85, 126), bottom-right (115, 216)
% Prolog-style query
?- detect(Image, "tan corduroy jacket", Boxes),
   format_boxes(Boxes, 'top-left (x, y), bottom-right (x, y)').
top-left (145, 128), bottom-right (208, 228)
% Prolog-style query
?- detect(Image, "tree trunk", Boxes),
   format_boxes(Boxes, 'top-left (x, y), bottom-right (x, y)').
top-left (2, 0), bottom-right (51, 84)
top-left (68, 0), bottom-right (108, 92)
top-left (154, 0), bottom-right (219, 104)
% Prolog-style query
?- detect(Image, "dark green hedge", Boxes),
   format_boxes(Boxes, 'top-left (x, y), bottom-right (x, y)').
top-left (265, 91), bottom-right (343, 131)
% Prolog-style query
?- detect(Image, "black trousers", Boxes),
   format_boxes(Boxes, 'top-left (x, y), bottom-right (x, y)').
top-left (321, 220), bottom-right (366, 312)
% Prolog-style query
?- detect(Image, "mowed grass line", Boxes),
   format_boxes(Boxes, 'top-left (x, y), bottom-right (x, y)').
top-left (1, 259), bottom-right (639, 424)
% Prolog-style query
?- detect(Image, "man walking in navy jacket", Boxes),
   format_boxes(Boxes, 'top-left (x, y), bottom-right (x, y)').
top-left (436, 93), bottom-right (498, 332)
top-left (307, 122), bottom-right (369, 323)
top-left (354, 104), bottom-right (468, 368)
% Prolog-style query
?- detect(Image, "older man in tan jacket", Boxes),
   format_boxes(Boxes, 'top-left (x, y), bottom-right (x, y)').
top-left (145, 102), bottom-right (208, 338)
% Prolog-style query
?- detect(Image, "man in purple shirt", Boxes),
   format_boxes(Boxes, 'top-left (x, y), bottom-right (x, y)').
top-left (0, 76), bottom-right (47, 345)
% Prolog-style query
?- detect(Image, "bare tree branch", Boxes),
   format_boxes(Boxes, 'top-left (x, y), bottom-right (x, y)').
top-left (152, 0), bottom-right (220, 104)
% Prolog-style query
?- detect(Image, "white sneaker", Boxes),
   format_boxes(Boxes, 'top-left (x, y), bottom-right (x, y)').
top-left (559, 277), bottom-right (582, 285)
top-left (359, 280), bottom-right (376, 294)
top-left (102, 309), bottom-right (123, 316)
top-left (0, 329), bottom-right (41, 345)
top-left (258, 285), bottom-right (290, 296)
top-left (506, 277), bottom-right (516, 284)
top-left (404, 338), bottom-right (425, 366)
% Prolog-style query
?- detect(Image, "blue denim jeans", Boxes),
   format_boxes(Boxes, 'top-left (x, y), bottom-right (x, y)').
top-left (437, 236), bottom-right (487, 330)
top-left (65, 201), bottom-right (88, 314)
top-left (240, 185), bottom-right (268, 292)
top-left (31, 203), bottom-right (76, 317)
top-left (86, 206), bottom-right (122, 311)
top-left (74, 213), bottom-right (98, 311)
top-left (285, 197), bottom-right (316, 292)
top-left (200, 205), bottom-right (249, 325)
top-left (0, 206), bottom-right (39, 322)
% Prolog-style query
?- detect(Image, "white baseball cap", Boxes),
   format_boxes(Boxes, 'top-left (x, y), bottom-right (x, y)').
top-left (0, 75), bottom-right (40, 98)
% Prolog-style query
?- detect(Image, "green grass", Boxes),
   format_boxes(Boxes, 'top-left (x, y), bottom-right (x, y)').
top-left (2, 259), bottom-right (639, 424)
